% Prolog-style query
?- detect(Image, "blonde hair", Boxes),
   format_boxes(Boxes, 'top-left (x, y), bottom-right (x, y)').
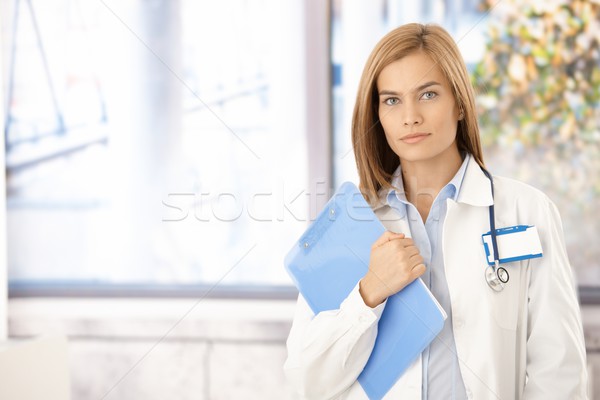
top-left (352, 23), bottom-right (484, 204)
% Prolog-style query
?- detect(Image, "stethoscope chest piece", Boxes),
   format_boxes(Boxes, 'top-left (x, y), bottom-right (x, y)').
top-left (485, 261), bottom-right (510, 292)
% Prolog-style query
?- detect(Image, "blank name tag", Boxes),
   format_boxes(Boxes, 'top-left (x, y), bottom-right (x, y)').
top-left (482, 225), bottom-right (543, 266)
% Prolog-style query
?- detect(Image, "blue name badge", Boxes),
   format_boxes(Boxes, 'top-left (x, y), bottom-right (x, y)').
top-left (482, 225), bottom-right (543, 266)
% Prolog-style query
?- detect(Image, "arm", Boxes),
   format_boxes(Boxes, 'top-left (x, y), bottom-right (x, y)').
top-left (283, 283), bottom-right (386, 399)
top-left (283, 231), bottom-right (425, 399)
top-left (523, 198), bottom-right (588, 399)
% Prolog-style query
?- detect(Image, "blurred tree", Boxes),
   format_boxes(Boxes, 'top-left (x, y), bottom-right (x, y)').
top-left (473, 0), bottom-right (600, 196)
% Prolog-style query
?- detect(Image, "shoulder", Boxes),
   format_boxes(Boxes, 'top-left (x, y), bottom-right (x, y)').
top-left (493, 175), bottom-right (552, 207)
top-left (492, 175), bottom-right (563, 227)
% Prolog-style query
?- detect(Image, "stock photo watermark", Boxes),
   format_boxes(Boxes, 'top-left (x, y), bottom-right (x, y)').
top-left (162, 180), bottom-right (330, 222)
top-left (161, 180), bottom-right (411, 223)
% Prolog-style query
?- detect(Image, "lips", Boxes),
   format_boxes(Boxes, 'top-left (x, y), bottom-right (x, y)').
top-left (400, 132), bottom-right (430, 144)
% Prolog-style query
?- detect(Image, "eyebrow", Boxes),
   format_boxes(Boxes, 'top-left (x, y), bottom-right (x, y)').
top-left (378, 81), bottom-right (441, 96)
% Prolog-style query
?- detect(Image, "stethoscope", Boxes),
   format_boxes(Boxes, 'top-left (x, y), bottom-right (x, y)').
top-left (481, 168), bottom-right (509, 292)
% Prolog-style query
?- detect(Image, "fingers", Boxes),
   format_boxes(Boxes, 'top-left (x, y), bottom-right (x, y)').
top-left (411, 263), bottom-right (426, 278)
top-left (409, 253), bottom-right (424, 266)
top-left (372, 231), bottom-right (405, 248)
top-left (401, 237), bottom-right (414, 246)
top-left (402, 244), bottom-right (420, 258)
top-left (405, 252), bottom-right (425, 279)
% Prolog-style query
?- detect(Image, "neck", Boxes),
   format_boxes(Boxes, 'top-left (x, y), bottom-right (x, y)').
top-left (401, 147), bottom-right (463, 209)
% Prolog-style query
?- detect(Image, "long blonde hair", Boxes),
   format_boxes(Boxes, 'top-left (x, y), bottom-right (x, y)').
top-left (352, 23), bottom-right (484, 204)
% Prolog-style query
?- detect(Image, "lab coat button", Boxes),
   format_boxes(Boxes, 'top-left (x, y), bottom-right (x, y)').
top-left (454, 319), bottom-right (464, 328)
top-left (466, 388), bottom-right (473, 399)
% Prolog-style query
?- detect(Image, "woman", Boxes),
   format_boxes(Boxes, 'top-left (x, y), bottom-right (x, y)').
top-left (284, 23), bottom-right (587, 399)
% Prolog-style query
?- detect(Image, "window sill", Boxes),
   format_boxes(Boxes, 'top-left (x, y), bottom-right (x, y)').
top-left (8, 297), bottom-right (298, 342)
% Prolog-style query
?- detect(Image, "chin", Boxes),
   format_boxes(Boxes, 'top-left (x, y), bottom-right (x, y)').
top-left (396, 143), bottom-right (459, 164)
top-left (396, 149), bottom-right (439, 163)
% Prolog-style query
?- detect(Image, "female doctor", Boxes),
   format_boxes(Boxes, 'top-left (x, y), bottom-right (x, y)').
top-left (284, 23), bottom-right (588, 399)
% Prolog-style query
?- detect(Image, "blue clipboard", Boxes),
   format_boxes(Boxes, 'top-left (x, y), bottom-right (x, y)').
top-left (284, 182), bottom-right (446, 400)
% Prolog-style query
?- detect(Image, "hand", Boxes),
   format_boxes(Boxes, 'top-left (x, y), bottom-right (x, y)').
top-left (359, 231), bottom-right (426, 307)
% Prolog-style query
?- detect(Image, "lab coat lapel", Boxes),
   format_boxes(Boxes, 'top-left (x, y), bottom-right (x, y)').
top-left (455, 158), bottom-right (494, 207)
top-left (442, 162), bottom-right (504, 398)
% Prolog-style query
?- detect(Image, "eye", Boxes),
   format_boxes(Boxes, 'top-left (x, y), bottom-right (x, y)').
top-left (383, 97), bottom-right (400, 106)
top-left (421, 91), bottom-right (437, 100)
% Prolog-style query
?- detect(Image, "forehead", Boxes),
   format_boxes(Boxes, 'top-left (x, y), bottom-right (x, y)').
top-left (376, 51), bottom-right (449, 91)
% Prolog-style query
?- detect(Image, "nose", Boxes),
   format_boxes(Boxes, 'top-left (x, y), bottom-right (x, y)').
top-left (402, 103), bottom-right (423, 126)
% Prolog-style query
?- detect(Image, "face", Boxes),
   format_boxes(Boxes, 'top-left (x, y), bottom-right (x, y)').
top-left (376, 51), bottom-right (462, 164)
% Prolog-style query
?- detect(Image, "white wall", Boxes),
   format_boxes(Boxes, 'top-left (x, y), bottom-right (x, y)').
top-left (8, 297), bottom-right (297, 399)
top-left (0, 8), bottom-right (6, 339)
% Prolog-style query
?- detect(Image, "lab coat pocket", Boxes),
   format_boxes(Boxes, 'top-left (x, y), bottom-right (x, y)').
top-left (488, 263), bottom-right (521, 331)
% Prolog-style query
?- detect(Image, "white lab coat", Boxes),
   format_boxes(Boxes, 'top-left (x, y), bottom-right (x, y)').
top-left (284, 158), bottom-right (588, 399)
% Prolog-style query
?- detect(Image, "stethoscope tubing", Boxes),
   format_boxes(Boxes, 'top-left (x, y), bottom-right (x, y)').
top-left (480, 167), bottom-right (509, 291)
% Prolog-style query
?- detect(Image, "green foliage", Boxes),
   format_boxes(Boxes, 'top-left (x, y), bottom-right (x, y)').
top-left (472, 0), bottom-right (600, 153)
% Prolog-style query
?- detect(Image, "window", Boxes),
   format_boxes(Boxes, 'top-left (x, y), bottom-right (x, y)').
top-left (3, 0), bottom-right (315, 292)
top-left (5, 0), bottom-right (598, 296)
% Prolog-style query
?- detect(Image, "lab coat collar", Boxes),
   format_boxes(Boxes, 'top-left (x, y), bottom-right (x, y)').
top-left (454, 156), bottom-right (494, 207)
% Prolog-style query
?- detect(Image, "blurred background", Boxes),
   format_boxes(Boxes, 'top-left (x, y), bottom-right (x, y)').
top-left (0, 0), bottom-right (598, 399)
